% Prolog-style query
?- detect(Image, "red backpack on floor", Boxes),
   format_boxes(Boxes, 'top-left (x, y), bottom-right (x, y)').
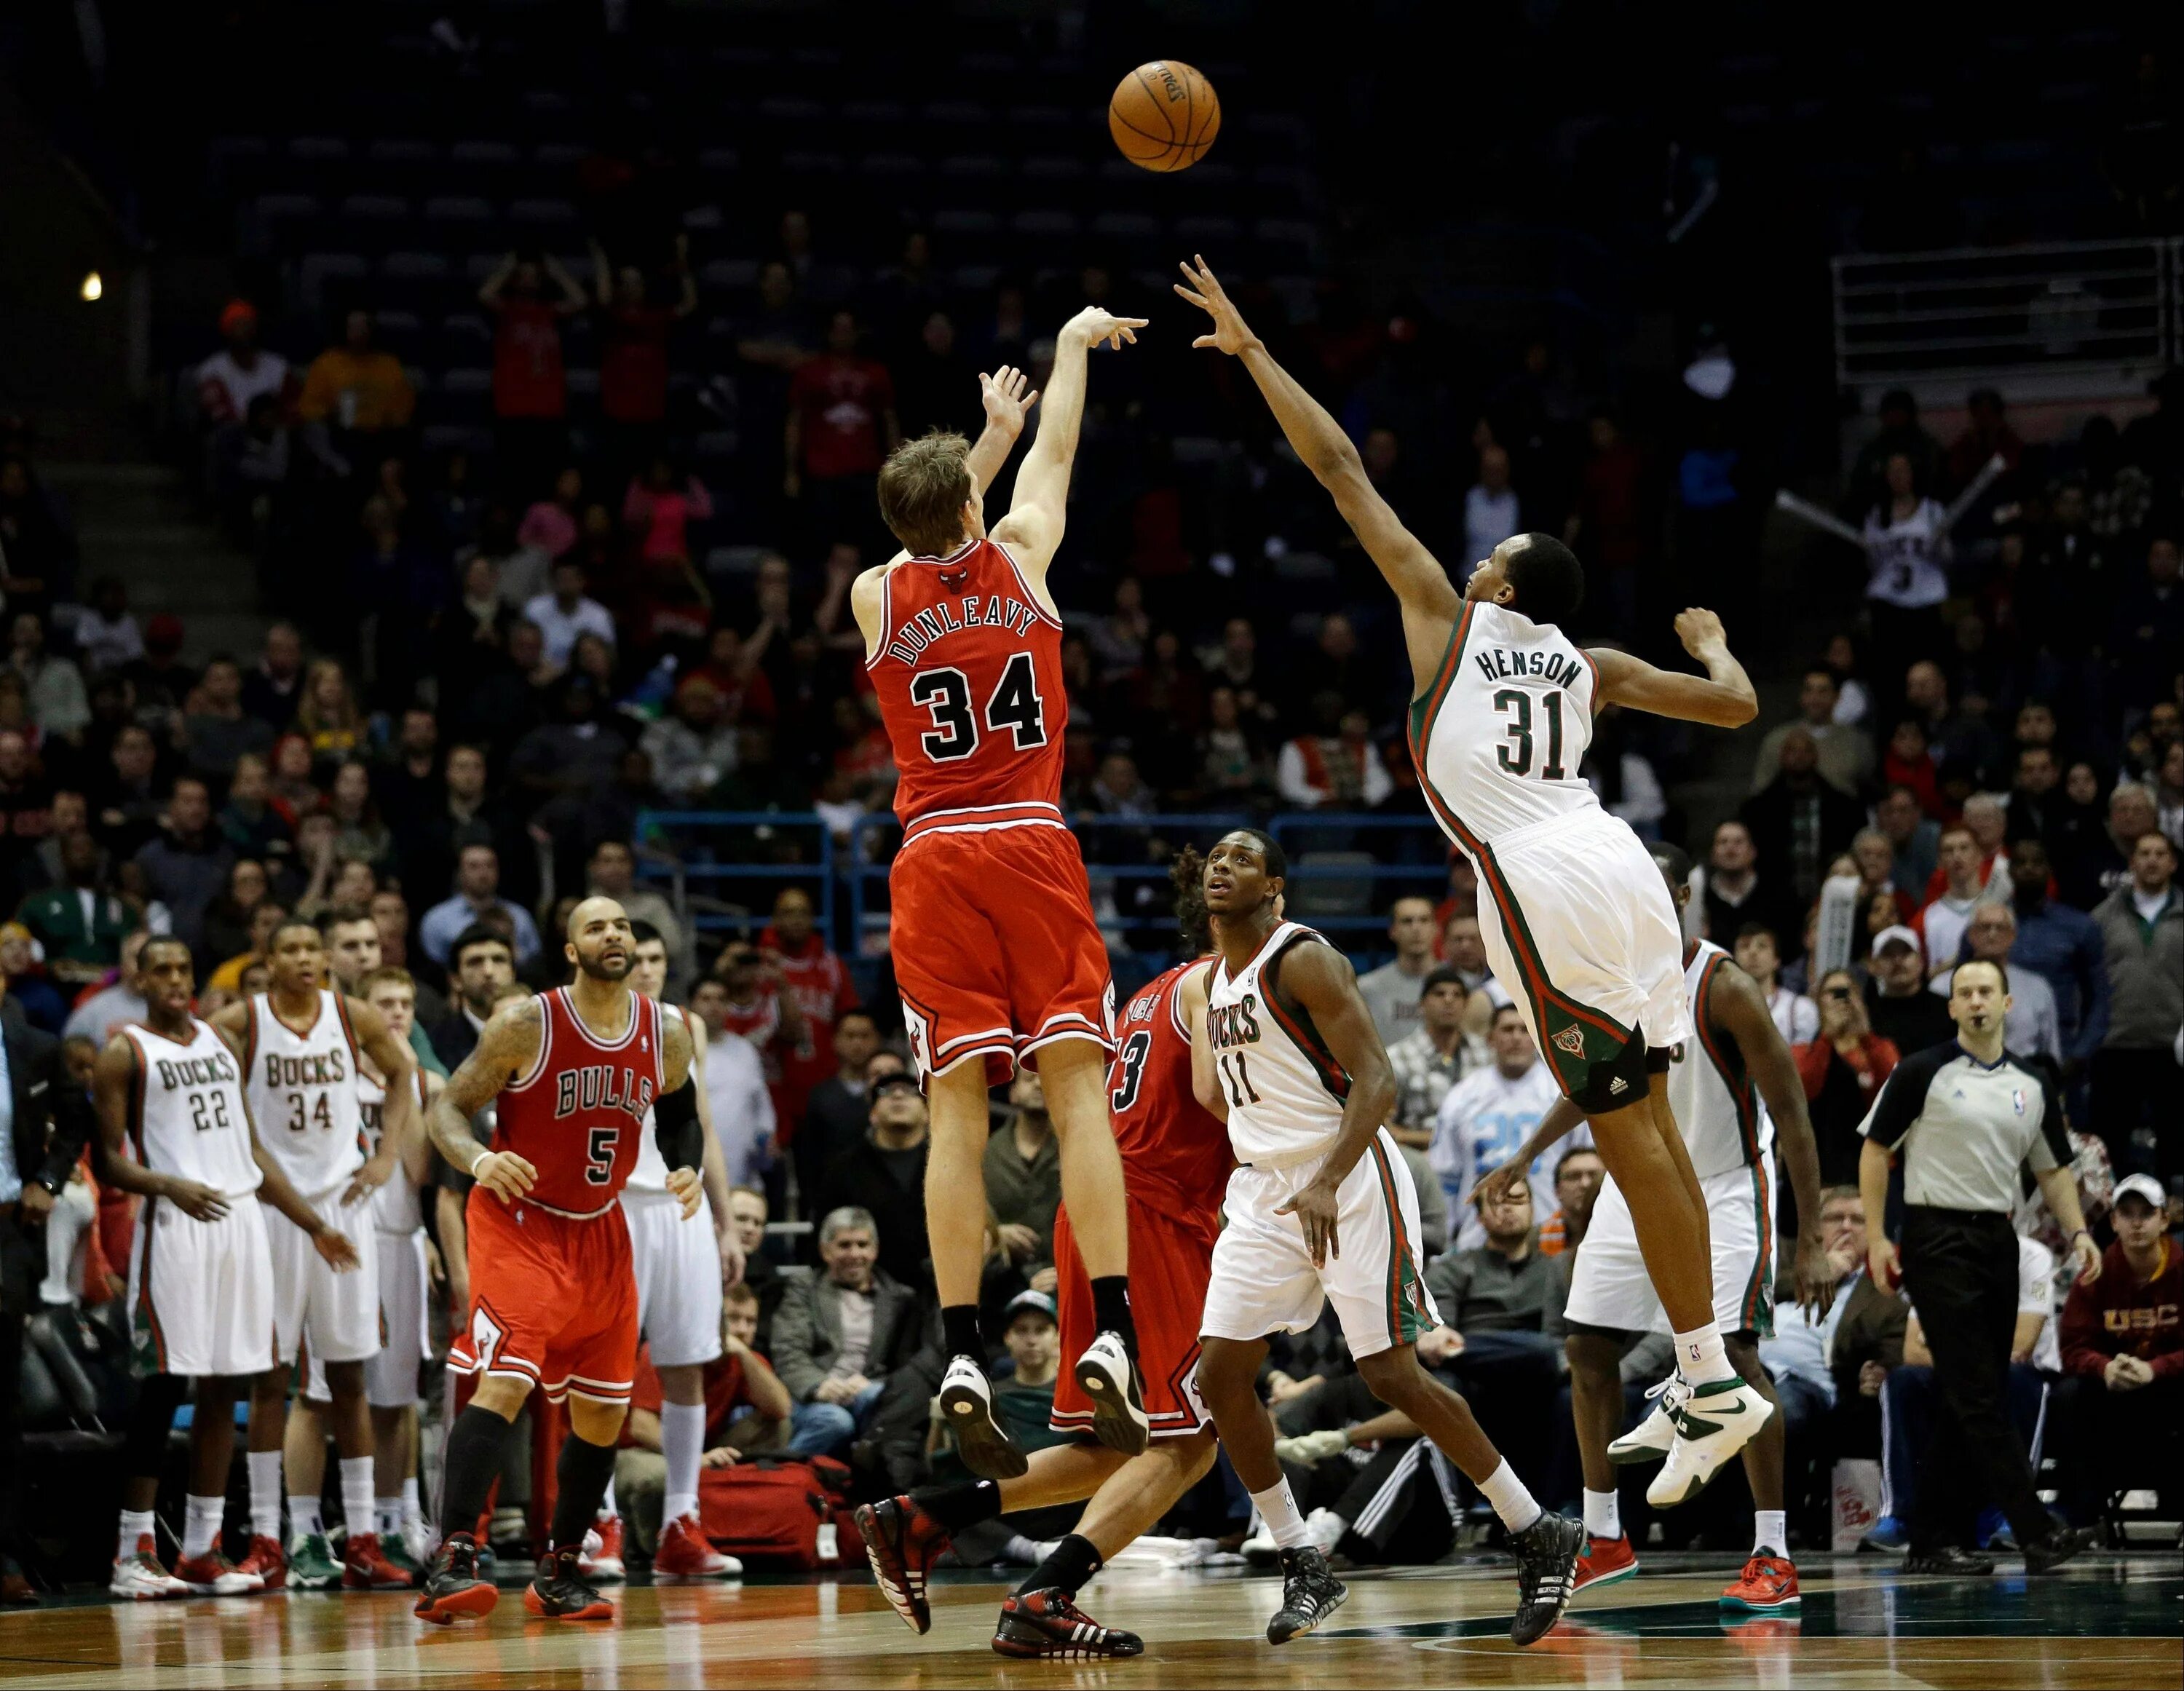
top-left (697, 1456), bottom-right (852, 1570)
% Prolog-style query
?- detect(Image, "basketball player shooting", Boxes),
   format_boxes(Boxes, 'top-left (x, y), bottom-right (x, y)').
top-left (1176, 256), bottom-right (1774, 1505)
top-left (414, 896), bottom-right (703, 1625)
top-left (853, 326), bottom-right (1152, 1477)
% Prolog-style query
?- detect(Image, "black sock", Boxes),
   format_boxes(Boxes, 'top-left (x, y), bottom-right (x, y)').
top-left (121, 1373), bottom-right (189, 1480)
top-left (942, 1304), bottom-right (986, 1363)
top-left (439, 1406), bottom-right (516, 1538)
top-left (1018, 1532), bottom-right (1103, 1597)
top-left (1089, 1276), bottom-right (1137, 1357)
top-left (547, 1433), bottom-right (620, 1556)
top-left (915, 1478), bottom-right (1002, 1534)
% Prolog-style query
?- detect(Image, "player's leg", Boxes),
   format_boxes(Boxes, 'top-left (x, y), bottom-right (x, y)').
top-left (173, 1374), bottom-right (258, 1593)
top-left (644, 1206), bottom-right (736, 1582)
top-left (1564, 1326), bottom-right (1641, 1591)
top-left (1584, 1082), bottom-right (1715, 1339)
top-left (1718, 1334), bottom-right (1800, 1610)
top-left (321, 1358), bottom-right (403, 1587)
top-left (521, 1392), bottom-right (625, 1622)
top-left (648, 1361), bottom-right (726, 1580)
top-left (416, 1369), bottom-right (529, 1623)
top-left (112, 1371), bottom-right (191, 1597)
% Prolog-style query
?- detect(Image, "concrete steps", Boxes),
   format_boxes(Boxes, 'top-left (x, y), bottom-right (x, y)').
top-left (41, 462), bottom-right (266, 664)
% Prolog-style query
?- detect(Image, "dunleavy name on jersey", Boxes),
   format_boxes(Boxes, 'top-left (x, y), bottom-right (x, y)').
top-left (877, 592), bottom-right (1048, 668)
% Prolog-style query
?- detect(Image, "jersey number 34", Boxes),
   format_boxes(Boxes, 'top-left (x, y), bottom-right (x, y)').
top-left (909, 653), bottom-right (1046, 762)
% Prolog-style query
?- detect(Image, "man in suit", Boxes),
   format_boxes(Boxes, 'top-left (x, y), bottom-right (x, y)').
top-left (769, 1205), bottom-right (925, 1459)
top-left (0, 1005), bottom-right (100, 1603)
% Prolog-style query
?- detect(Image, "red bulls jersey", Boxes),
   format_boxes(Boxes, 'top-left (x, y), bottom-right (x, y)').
top-left (1106, 959), bottom-right (1233, 1243)
top-left (868, 537), bottom-right (1068, 839)
top-left (496, 987), bottom-right (663, 1216)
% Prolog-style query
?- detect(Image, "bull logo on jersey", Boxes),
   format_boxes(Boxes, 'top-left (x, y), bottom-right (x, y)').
top-left (1551, 1025), bottom-right (1587, 1058)
top-left (552, 1064), bottom-right (655, 1122)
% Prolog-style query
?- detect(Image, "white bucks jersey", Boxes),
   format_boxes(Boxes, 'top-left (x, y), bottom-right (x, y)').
top-left (122, 1019), bottom-right (261, 1197)
top-left (1408, 601), bottom-right (1602, 850)
top-left (245, 990), bottom-right (367, 1197)
top-left (360, 1066), bottom-right (428, 1234)
top-left (1669, 939), bottom-right (1774, 1181)
top-left (1207, 922), bottom-right (1353, 1168)
top-left (625, 1002), bottom-right (684, 1195)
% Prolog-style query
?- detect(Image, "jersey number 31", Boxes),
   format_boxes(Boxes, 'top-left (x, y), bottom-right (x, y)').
top-left (910, 653), bottom-right (1046, 763)
top-left (1492, 688), bottom-right (1568, 780)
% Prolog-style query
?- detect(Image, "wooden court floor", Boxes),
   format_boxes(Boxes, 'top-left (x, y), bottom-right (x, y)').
top-left (0, 1553), bottom-right (2176, 1689)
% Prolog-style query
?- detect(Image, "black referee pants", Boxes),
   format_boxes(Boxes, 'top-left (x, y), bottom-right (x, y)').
top-left (1899, 1205), bottom-right (2050, 1553)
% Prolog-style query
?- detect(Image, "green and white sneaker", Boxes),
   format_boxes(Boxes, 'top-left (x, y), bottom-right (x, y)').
top-left (1645, 1377), bottom-right (1776, 1508)
top-left (286, 1532), bottom-right (344, 1591)
top-left (379, 1533), bottom-right (424, 1582)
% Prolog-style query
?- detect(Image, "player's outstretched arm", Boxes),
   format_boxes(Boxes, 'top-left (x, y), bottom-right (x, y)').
top-left (344, 997), bottom-right (417, 1205)
top-left (990, 306), bottom-right (1146, 577)
top-left (962, 365), bottom-right (1039, 496)
top-left (1176, 257), bottom-right (1460, 681)
top-left (1589, 609), bottom-right (1757, 729)
top-left (1708, 960), bottom-right (1832, 1318)
top-left (1269, 942), bottom-right (1400, 1267)
top-left (654, 1009), bottom-right (705, 1221)
top-left (430, 997), bottom-right (542, 1205)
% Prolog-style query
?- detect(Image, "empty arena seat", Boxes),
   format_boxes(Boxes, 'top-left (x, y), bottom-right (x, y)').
top-left (858, 152), bottom-right (923, 179)
top-left (759, 96), bottom-right (827, 124)
top-left (951, 264), bottom-right (1001, 293)
top-left (508, 197), bottom-right (578, 230)
top-left (920, 100), bottom-right (993, 128)
top-left (700, 258), bottom-right (758, 292)
top-left (1254, 218), bottom-right (1320, 265)
top-left (437, 312), bottom-right (492, 360)
top-left (1010, 209), bottom-right (1079, 239)
top-left (1176, 215), bottom-right (1243, 247)
top-left (424, 195), bottom-right (495, 229)
top-left (448, 139), bottom-right (522, 169)
top-left (940, 154), bottom-right (1006, 180)
top-left (298, 253), bottom-right (368, 311)
top-left (370, 310), bottom-right (425, 361)
top-left (288, 135), bottom-right (351, 164)
top-left (1006, 104), bottom-right (1072, 132)
top-left (1286, 852), bottom-right (1375, 919)
top-left (435, 367), bottom-right (494, 424)
top-left (338, 193), bottom-right (411, 222)
top-left (933, 208), bottom-right (1001, 237)
top-left (696, 146), bottom-right (742, 175)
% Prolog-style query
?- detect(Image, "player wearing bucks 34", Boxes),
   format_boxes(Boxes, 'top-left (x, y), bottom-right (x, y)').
top-left (210, 920), bottom-right (420, 1593)
top-left (1190, 831), bottom-right (1584, 1651)
top-left (1476, 843), bottom-right (1833, 1614)
top-left (1178, 256), bottom-right (1771, 1508)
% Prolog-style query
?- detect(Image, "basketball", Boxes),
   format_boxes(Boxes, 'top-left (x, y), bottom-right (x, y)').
top-left (1109, 60), bottom-right (1219, 173)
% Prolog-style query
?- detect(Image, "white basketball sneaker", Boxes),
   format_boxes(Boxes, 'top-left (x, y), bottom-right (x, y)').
top-left (1073, 1331), bottom-right (1150, 1457)
top-left (938, 1354), bottom-right (1028, 1478)
top-left (1647, 1376), bottom-right (1776, 1508)
top-left (110, 1536), bottom-right (189, 1601)
top-left (1607, 1377), bottom-right (1679, 1465)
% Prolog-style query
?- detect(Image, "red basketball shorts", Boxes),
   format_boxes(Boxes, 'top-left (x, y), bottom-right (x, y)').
top-left (890, 817), bottom-right (1114, 1085)
top-left (446, 1190), bottom-right (639, 1405)
top-left (1049, 1195), bottom-right (1216, 1440)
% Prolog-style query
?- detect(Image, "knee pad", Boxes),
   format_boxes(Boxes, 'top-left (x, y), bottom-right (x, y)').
top-left (1564, 1026), bottom-right (1654, 1114)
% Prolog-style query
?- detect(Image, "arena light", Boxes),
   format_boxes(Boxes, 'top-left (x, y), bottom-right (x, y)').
top-left (79, 271), bottom-right (103, 302)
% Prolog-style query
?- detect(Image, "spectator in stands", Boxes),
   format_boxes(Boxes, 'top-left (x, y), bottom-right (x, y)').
top-left (2005, 837), bottom-right (2109, 1079)
top-left (293, 657), bottom-right (363, 765)
top-left (799, 1010), bottom-right (883, 1203)
top-left (0, 922), bottom-right (64, 1034)
top-left (591, 237), bottom-right (698, 480)
top-left (984, 1069), bottom-right (1060, 1288)
top-left (516, 467), bottom-right (585, 563)
top-left (1878, 783), bottom-right (1941, 893)
top-left (1460, 443), bottom-right (1521, 575)
top-left (2070, 784), bottom-right (2160, 910)
top-left (195, 299), bottom-right (290, 433)
top-left (1733, 923), bottom-right (1817, 1044)
top-left (479, 250), bottom-right (587, 497)
top-left (1743, 731), bottom-right (1872, 916)
top-left (1915, 823), bottom-right (1989, 975)
top-left (1387, 965), bottom-right (1470, 1147)
top-left (7, 614), bottom-right (86, 740)
top-left (1864, 926), bottom-right (1955, 1056)
top-left (17, 833), bottom-right (133, 989)
top-left (760, 886), bottom-right (854, 1121)
top-left (58, 927), bottom-right (147, 1048)
top-left (420, 844), bottom-right (539, 967)
top-left (771, 1205), bottom-right (923, 1458)
top-left (2007, 745), bottom-right (2065, 854)
top-left (641, 676), bottom-right (740, 807)
top-left (1439, 912), bottom-right (1504, 1045)
top-left (130, 777), bottom-right (232, 957)
top-left (1751, 665), bottom-right (1874, 797)
top-left (1537, 1144), bottom-right (1605, 1256)
top-left (522, 557), bottom-right (617, 669)
top-left (298, 309), bottom-right (416, 478)
top-left (817, 1072), bottom-right (928, 1288)
top-left (785, 309), bottom-right (898, 552)
top-left (2058, 1175), bottom-right (2183, 1526)
top-left (1358, 895), bottom-right (1441, 1049)
top-left (2109, 535), bottom-right (2183, 712)
top-left (1796, 967), bottom-right (1901, 1185)
top-left (1700, 819), bottom-right (1803, 963)
top-left (430, 925), bottom-right (515, 1071)
top-left (1431, 1004), bottom-right (1578, 1244)
top-left (241, 621), bottom-right (304, 732)
top-left (199, 858), bottom-right (269, 979)
top-left (2089, 832), bottom-right (2181, 1178)
top-left (73, 577), bottom-right (143, 676)
top-left (0, 733), bottom-right (50, 911)
top-left (686, 977), bottom-right (776, 1190)
top-left (1278, 696), bottom-right (1392, 810)
top-left (1931, 903), bottom-right (2062, 1064)
top-left (1759, 1186), bottom-right (1869, 1526)
top-left (181, 655), bottom-right (275, 783)
top-left (726, 1186), bottom-right (784, 1352)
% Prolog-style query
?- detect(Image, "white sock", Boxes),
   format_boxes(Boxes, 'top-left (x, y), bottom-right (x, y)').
top-left (1672, 1323), bottom-right (1730, 1384)
top-left (339, 1457), bottom-right (376, 1541)
top-left (1583, 1487), bottom-right (1621, 1541)
top-left (660, 1401), bottom-right (705, 1526)
top-left (401, 1476), bottom-right (423, 1528)
top-left (1476, 1460), bottom-right (1542, 1535)
top-left (598, 1474), bottom-right (618, 1521)
top-left (376, 1497), bottom-right (403, 1536)
top-left (182, 1494), bottom-right (226, 1561)
top-left (247, 1450), bottom-right (283, 1542)
top-left (1250, 1478), bottom-right (1312, 1550)
top-left (288, 1493), bottom-right (324, 1540)
top-left (119, 1508), bottom-right (157, 1564)
top-left (1753, 1509), bottom-right (1788, 1559)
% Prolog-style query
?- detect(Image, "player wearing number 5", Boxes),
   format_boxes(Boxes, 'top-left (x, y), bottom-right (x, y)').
top-left (415, 896), bottom-right (705, 1625)
top-left (209, 919), bottom-right (419, 1591)
top-left (1179, 256), bottom-right (1774, 1508)
top-left (853, 331), bottom-right (1152, 1477)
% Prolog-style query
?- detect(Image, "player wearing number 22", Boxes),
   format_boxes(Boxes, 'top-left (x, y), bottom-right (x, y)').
top-left (413, 897), bottom-right (707, 1625)
top-left (854, 319), bottom-right (1152, 1476)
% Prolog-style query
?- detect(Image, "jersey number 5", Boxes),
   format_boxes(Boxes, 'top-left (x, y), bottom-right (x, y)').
top-left (1491, 688), bottom-right (1568, 780)
top-left (909, 652), bottom-right (1047, 763)
top-left (585, 1127), bottom-right (618, 1184)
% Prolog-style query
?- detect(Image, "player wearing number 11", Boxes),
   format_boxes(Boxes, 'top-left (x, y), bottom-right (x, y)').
top-left (1177, 255), bottom-right (1774, 1508)
top-left (854, 326), bottom-right (1152, 1478)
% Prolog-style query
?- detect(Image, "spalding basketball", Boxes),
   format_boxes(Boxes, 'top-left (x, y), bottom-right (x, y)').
top-left (1109, 60), bottom-right (1219, 173)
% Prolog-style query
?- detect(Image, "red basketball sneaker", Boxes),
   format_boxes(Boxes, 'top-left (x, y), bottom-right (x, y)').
top-left (992, 1588), bottom-right (1145, 1660)
top-left (854, 1496), bottom-right (951, 1635)
top-left (173, 1548), bottom-right (264, 1595)
top-left (234, 1535), bottom-right (286, 1589)
top-left (344, 1532), bottom-right (416, 1591)
top-left (652, 1514), bottom-right (742, 1583)
top-left (579, 1514), bottom-right (625, 1583)
top-left (1720, 1554), bottom-right (1800, 1613)
top-left (1572, 1534), bottom-right (1639, 1595)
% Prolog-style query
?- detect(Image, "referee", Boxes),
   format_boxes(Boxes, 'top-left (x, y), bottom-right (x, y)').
top-left (1858, 957), bottom-right (2100, 1575)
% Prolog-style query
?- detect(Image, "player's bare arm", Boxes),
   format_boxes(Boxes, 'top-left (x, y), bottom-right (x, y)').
top-left (1588, 609), bottom-right (1757, 728)
top-left (988, 305), bottom-right (1147, 579)
top-left (1184, 961), bottom-right (1226, 1122)
top-left (683, 1014), bottom-right (744, 1282)
top-left (1269, 942), bottom-right (1400, 1267)
top-left (404, 1069), bottom-right (446, 1187)
top-left (1176, 256), bottom-right (1460, 685)
top-left (428, 996), bottom-right (544, 1205)
top-left (963, 364), bottom-right (1039, 494)
top-left (341, 996), bottom-right (417, 1203)
top-left (1706, 959), bottom-right (1834, 1317)
top-left (90, 1035), bottom-right (227, 1218)
top-left (653, 1006), bottom-right (705, 1221)
top-left (1468, 1096), bottom-right (1588, 1210)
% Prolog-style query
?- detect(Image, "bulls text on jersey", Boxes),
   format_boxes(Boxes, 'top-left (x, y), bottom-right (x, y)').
top-left (155, 1051), bottom-right (241, 1092)
top-left (553, 1063), bottom-right (656, 1122)
top-left (880, 594), bottom-right (1044, 667)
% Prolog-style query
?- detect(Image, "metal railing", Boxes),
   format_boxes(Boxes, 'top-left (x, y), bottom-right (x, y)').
top-left (1831, 237), bottom-right (2175, 389)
